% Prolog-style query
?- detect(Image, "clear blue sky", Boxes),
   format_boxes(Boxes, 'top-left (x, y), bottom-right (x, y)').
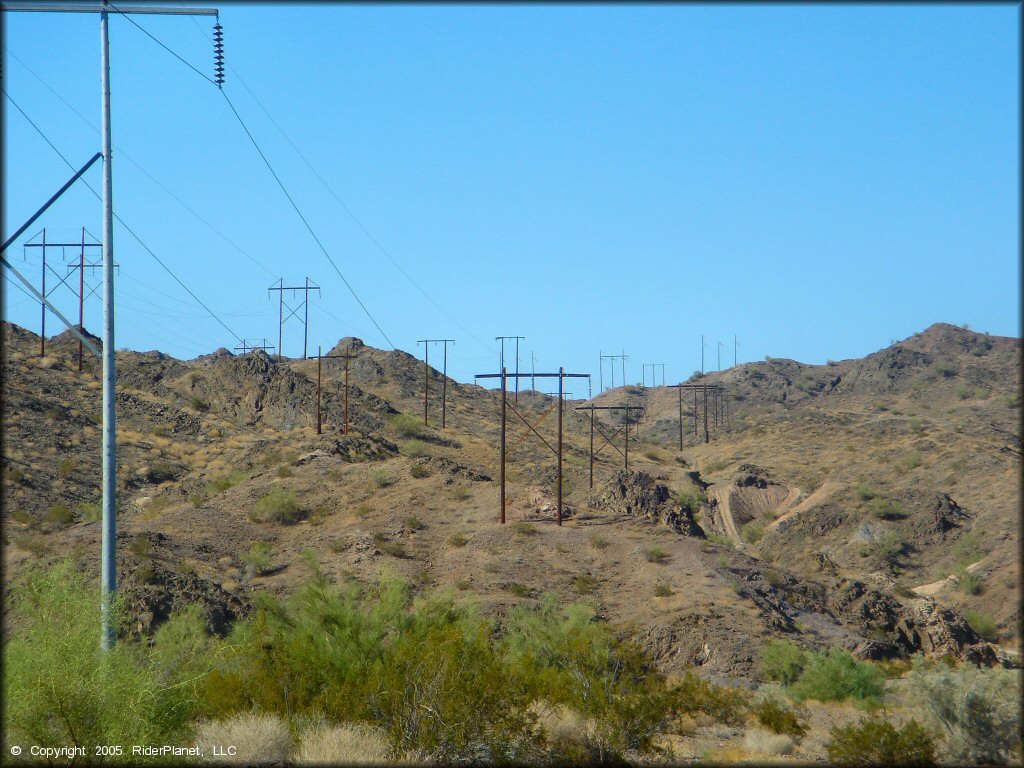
top-left (3, 3), bottom-right (1019, 389)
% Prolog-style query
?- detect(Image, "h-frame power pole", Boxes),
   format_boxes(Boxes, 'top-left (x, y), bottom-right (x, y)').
top-left (574, 403), bottom-right (645, 487)
top-left (417, 338), bottom-right (454, 429)
top-left (312, 345), bottom-right (356, 436)
top-left (268, 277), bottom-right (320, 360)
top-left (23, 226), bottom-right (105, 365)
top-left (475, 367), bottom-right (589, 526)
top-left (2, 0), bottom-right (222, 652)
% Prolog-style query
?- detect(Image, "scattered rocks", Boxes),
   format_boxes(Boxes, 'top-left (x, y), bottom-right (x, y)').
top-left (594, 470), bottom-right (705, 537)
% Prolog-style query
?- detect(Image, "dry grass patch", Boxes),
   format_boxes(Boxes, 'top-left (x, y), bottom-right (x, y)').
top-left (294, 723), bottom-right (395, 765)
top-left (193, 713), bottom-right (291, 764)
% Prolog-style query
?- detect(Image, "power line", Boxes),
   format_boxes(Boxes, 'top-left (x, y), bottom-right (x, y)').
top-left (219, 89), bottom-right (395, 349)
top-left (3, 47), bottom-right (278, 279)
top-left (4, 89), bottom-right (244, 345)
top-left (184, 15), bottom-right (496, 358)
top-left (107, 1), bottom-right (216, 86)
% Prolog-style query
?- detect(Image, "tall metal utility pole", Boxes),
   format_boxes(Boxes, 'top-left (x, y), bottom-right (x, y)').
top-left (701, 335), bottom-right (706, 374)
top-left (268, 277), bottom-right (320, 360)
top-left (531, 350), bottom-right (536, 392)
top-left (4, 0), bottom-right (222, 651)
top-left (734, 334), bottom-right (739, 368)
top-left (655, 363), bottom-right (666, 386)
top-left (495, 335), bottom-right (525, 402)
top-left (718, 340), bottom-right (723, 371)
top-left (417, 338), bottom-right (454, 428)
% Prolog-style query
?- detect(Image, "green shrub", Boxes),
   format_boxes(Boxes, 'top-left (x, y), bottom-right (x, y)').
top-left (371, 469), bottom-right (396, 489)
top-left (588, 535), bottom-right (609, 550)
top-left (789, 648), bottom-right (885, 705)
top-left (761, 640), bottom-right (807, 686)
top-left (207, 470), bottom-right (246, 495)
top-left (906, 654), bottom-right (1021, 765)
top-left (376, 538), bottom-right (408, 558)
top-left (932, 360), bottom-right (956, 378)
top-left (672, 671), bottom-right (748, 727)
top-left (676, 488), bottom-right (701, 514)
top-left (203, 570), bottom-right (543, 761)
top-left (875, 531), bottom-right (905, 566)
top-left (400, 439), bottom-right (430, 458)
top-left (855, 482), bottom-right (877, 501)
top-left (958, 571), bottom-right (984, 596)
top-left (951, 532), bottom-right (983, 566)
top-left (242, 542), bottom-right (273, 576)
top-left (705, 531), bottom-right (733, 548)
top-left (956, 385), bottom-right (972, 400)
top-left (572, 574), bottom-right (598, 596)
top-left (763, 568), bottom-right (785, 588)
top-left (869, 497), bottom-right (905, 520)
top-left (190, 396), bottom-right (210, 412)
top-left (505, 596), bottom-right (679, 760)
top-left (752, 695), bottom-right (807, 738)
top-left (741, 520), bottom-right (765, 544)
top-left (13, 535), bottom-right (51, 557)
top-left (644, 450), bottom-right (661, 462)
top-left (3, 561), bottom-right (197, 754)
top-left (251, 488), bottom-right (301, 524)
top-left (275, 464), bottom-right (293, 478)
top-left (388, 413), bottom-right (424, 439)
top-left (78, 502), bottom-right (102, 522)
top-left (129, 536), bottom-right (153, 558)
top-left (355, 502), bottom-right (372, 519)
top-left (644, 546), bottom-right (669, 564)
top-left (56, 457), bottom-right (76, 478)
top-left (654, 583), bottom-right (673, 597)
top-left (826, 717), bottom-right (935, 766)
top-left (452, 486), bottom-right (471, 501)
top-left (900, 451), bottom-right (923, 472)
top-left (505, 583), bottom-right (532, 598)
top-left (448, 533), bottom-right (467, 548)
top-left (44, 503), bottom-right (74, 528)
top-left (189, 494), bottom-right (205, 508)
top-left (964, 610), bottom-right (998, 642)
top-left (404, 516), bottom-right (424, 532)
top-left (410, 463), bottom-right (430, 478)
top-left (511, 522), bottom-right (536, 537)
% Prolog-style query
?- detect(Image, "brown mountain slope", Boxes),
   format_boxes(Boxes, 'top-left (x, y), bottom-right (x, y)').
top-left (2, 321), bottom-right (1020, 680)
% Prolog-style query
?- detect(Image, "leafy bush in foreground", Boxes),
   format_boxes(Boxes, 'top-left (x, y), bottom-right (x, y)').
top-left (761, 639), bottom-right (807, 686)
top-left (3, 561), bottom-right (196, 761)
top-left (789, 648), bottom-right (885, 705)
top-left (826, 717), bottom-right (935, 766)
top-left (906, 654), bottom-right (1021, 765)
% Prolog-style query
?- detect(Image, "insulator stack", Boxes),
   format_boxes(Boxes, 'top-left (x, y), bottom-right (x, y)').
top-left (213, 22), bottom-right (225, 88)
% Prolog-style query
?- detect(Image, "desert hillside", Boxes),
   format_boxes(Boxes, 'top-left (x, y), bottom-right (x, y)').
top-left (2, 320), bottom-right (1020, 762)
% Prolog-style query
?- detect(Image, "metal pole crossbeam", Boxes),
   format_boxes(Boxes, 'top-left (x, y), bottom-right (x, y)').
top-left (476, 370), bottom-right (588, 525)
top-left (268, 277), bottom-right (320, 360)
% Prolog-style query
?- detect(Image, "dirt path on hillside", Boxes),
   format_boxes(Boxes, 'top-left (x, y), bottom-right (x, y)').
top-left (708, 487), bottom-right (743, 546)
top-left (766, 481), bottom-right (842, 532)
top-left (911, 560), bottom-right (983, 597)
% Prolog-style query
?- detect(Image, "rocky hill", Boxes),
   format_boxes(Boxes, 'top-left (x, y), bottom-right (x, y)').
top-left (2, 321), bottom-right (1020, 680)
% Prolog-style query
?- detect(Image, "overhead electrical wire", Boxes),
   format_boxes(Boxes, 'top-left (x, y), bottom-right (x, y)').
top-left (183, 12), bottom-right (498, 358)
top-left (218, 90), bottom-right (396, 351)
top-left (3, 46), bottom-right (278, 280)
top-left (3, 89), bottom-right (245, 347)
top-left (106, 9), bottom-right (397, 351)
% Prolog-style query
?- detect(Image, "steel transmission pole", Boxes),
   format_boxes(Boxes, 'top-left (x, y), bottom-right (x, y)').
top-left (99, 0), bottom-right (117, 652)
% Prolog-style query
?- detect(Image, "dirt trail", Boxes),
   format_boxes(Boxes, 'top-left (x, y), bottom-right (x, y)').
top-left (708, 487), bottom-right (743, 546)
top-left (912, 560), bottom-right (984, 597)
top-left (767, 480), bottom-right (842, 532)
